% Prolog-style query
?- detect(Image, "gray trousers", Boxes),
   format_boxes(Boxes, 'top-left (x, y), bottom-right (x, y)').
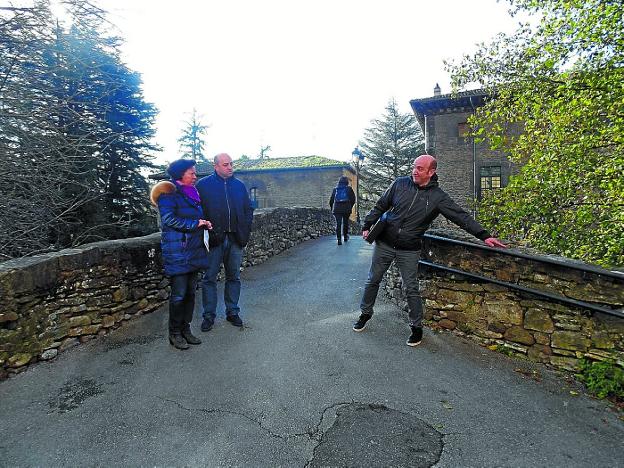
top-left (360, 241), bottom-right (423, 327)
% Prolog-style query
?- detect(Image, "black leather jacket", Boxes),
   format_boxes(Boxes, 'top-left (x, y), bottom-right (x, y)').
top-left (362, 175), bottom-right (490, 250)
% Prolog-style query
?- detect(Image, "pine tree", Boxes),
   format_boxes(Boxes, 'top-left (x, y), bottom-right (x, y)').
top-left (177, 108), bottom-right (208, 162)
top-left (0, 0), bottom-right (160, 258)
top-left (358, 99), bottom-right (425, 210)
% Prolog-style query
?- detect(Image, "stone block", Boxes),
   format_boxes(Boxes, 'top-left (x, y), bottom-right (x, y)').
top-left (436, 289), bottom-right (476, 310)
top-left (549, 355), bottom-right (579, 371)
top-left (504, 326), bottom-right (535, 346)
top-left (527, 344), bottom-right (552, 363)
top-left (524, 309), bottom-right (554, 333)
top-left (40, 348), bottom-right (58, 360)
top-left (68, 315), bottom-right (91, 327)
top-left (112, 286), bottom-right (129, 302)
top-left (67, 324), bottom-right (101, 337)
top-left (482, 300), bottom-right (523, 325)
top-left (533, 332), bottom-right (550, 345)
top-left (8, 353), bottom-right (32, 368)
top-left (101, 315), bottom-right (115, 328)
top-left (551, 331), bottom-right (590, 352)
top-left (0, 312), bottom-right (18, 323)
top-left (438, 319), bottom-right (456, 330)
top-left (487, 321), bottom-right (507, 334)
top-left (591, 332), bottom-right (615, 350)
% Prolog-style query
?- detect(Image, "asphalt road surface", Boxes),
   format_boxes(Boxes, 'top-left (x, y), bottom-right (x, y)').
top-left (1, 236), bottom-right (623, 467)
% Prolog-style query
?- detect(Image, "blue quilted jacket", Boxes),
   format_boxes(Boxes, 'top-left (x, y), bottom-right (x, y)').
top-left (151, 180), bottom-right (210, 276)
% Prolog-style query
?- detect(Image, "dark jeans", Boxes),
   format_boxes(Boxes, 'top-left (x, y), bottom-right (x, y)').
top-left (201, 233), bottom-right (244, 320)
top-left (334, 214), bottom-right (350, 241)
top-left (169, 272), bottom-right (199, 334)
top-left (360, 241), bottom-right (423, 327)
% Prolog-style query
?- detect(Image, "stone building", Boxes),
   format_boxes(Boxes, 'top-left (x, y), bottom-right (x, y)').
top-left (410, 86), bottom-right (516, 214)
top-left (150, 155), bottom-right (357, 218)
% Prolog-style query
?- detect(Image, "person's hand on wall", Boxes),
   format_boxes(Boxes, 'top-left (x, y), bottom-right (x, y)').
top-left (484, 237), bottom-right (506, 248)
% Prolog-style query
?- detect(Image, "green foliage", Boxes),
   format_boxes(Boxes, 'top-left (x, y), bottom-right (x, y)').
top-left (358, 99), bottom-right (425, 211)
top-left (576, 359), bottom-right (624, 400)
top-left (447, 0), bottom-right (624, 267)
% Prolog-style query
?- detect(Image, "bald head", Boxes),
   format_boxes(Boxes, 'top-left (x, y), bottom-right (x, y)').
top-left (412, 154), bottom-right (437, 187)
top-left (213, 153), bottom-right (234, 179)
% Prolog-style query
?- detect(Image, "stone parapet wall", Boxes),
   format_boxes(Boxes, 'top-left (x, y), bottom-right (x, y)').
top-left (0, 208), bottom-right (334, 378)
top-left (384, 229), bottom-right (624, 372)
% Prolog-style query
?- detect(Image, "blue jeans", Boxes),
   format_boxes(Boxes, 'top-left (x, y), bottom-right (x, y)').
top-left (360, 241), bottom-right (423, 327)
top-left (201, 233), bottom-right (244, 320)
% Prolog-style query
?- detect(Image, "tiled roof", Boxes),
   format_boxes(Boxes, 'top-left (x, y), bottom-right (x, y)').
top-left (150, 155), bottom-right (352, 179)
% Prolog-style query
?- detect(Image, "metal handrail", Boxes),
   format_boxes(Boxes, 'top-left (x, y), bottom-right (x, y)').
top-left (423, 234), bottom-right (624, 281)
top-left (418, 260), bottom-right (624, 320)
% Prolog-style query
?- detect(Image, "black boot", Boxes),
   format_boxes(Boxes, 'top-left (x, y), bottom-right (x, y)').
top-left (169, 300), bottom-right (188, 349)
top-left (181, 293), bottom-right (200, 344)
top-left (181, 328), bottom-right (201, 345)
top-left (169, 334), bottom-right (189, 350)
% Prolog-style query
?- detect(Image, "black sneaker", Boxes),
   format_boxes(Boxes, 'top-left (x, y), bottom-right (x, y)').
top-left (338, 240), bottom-right (342, 245)
top-left (353, 313), bottom-right (372, 332)
top-left (201, 318), bottom-right (214, 332)
top-left (344, 235), bottom-right (349, 242)
top-left (226, 314), bottom-right (243, 327)
top-left (406, 326), bottom-right (423, 347)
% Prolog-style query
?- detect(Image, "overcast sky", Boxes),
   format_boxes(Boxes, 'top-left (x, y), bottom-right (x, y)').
top-left (94, 0), bottom-right (523, 164)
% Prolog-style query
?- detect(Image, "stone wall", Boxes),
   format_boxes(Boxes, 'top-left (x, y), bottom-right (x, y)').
top-left (0, 208), bottom-right (334, 378)
top-left (383, 229), bottom-right (624, 372)
top-left (236, 167), bottom-right (356, 221)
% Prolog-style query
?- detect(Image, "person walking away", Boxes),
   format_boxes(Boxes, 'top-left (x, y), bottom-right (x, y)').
top-left (196, 153), bottom-right (254, 331)
top-left (354, 154), bottom-right (507, 347)
top-left (151, 159), bottom-right (212, 350)
top-left (329, 176), bottom-right (356, 245)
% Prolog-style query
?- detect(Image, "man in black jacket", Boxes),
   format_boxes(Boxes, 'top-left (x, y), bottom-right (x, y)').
top-left (353, 154), bottom-right (506, 346)
top-left (196, 153), bottom-right (254, 331)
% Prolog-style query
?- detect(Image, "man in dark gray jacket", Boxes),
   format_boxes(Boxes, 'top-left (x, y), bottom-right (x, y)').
top-left (353, 154), bottom-right (506, 346)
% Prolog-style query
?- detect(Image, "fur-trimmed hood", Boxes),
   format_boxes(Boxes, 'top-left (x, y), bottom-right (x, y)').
top-left (150, 180), bottom-right (176, 206)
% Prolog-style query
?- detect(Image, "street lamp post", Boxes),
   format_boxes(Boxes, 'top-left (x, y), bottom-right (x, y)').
top-left (351, 147), bottom-right (364, 224)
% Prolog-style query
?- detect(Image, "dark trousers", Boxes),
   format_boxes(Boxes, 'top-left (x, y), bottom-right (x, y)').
top-left (169, 272), bottom-right (198, 334)
top-left (360, 241), bottom-right (423, 327)
top-left (334, 214), bottom-right (350, 241)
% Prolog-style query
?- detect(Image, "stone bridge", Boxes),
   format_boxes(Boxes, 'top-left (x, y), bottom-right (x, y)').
top-left (1, 208), bottom-right (623, 466)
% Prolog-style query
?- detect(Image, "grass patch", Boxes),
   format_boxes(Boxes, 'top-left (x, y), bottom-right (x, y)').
top-left (576, 359), bottom-right (624, 401)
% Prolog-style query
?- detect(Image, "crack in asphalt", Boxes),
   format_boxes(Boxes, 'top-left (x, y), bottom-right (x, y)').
top-left (156, 396), bottom-right (291, 441)
top-left (157, 395), bottom-right (359, 465)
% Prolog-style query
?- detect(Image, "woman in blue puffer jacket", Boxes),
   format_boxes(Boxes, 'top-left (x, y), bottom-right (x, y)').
top-left (150, 159), bottom-right (212, 350)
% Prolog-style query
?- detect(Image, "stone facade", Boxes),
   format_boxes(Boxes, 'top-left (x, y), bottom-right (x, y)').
top-left (410, 89), bottom-right (517, 214)
top-left (0, 208), bottom-right (334, 379)
top-left (383, 229), bottom-right (624, 372)
top-left (236, 167), bottom-right (356, 218)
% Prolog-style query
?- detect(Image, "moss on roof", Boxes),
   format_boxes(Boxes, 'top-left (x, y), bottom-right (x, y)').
top-left (236, 155), bottom-right (347, 170)
top-left (151, 155), bottom-right (351, 179)
top-left (193, 155), bottom-right (348, 175)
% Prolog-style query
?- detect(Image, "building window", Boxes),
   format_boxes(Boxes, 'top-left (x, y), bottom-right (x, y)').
top-left (249, 187), bottom-right (258, 208)
top-left (457, 122), bottom-right (470, 138)
top-left (480, 166), bottom-right (502, 192)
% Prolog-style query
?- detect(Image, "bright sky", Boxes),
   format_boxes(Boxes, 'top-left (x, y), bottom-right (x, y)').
top-left (96, 0), bottom-right (522, 164)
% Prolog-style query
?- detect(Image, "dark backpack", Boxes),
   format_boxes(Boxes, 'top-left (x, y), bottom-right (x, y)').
top-left (334, 186), bottom-right (349, 203)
